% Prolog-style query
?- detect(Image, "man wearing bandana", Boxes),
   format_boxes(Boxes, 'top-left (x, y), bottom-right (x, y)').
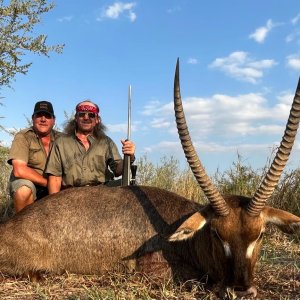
top-left (46, 100), bottom-right (136, 193)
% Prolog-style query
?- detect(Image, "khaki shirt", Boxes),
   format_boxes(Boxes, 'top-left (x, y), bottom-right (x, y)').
top-left (7, 127), bottom-right (60, 175)
top-left (45, 134), bottom-right (122, 187)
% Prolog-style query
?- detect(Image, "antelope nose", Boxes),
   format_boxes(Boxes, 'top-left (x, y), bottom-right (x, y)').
top-left (235, 286), bottom-right (257, 298)
top-left (246, 286), bottom-right (257, 298)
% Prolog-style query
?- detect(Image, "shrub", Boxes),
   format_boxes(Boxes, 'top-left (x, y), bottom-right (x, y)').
top-left (0, 146), bottom-right (13, 220)
top-left (271, 169), bottom-right (300, 215)
top-left (136, 155), bottom-right (206, 204)
top-left (0, 152), bottom-right (299, 221)
top-left (213, 153), bottom-right (262, 197)
top-left (136, 153), bottom-right (300, 215)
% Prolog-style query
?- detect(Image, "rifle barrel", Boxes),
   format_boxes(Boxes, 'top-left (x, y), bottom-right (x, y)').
top-left (122, 85), bottom-right (132, 186)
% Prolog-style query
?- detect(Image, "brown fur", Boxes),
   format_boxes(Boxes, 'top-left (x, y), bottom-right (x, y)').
top-left (0, 185), bottom-right (299, 297)
top-left (0, 186), bottom-right (198, 276)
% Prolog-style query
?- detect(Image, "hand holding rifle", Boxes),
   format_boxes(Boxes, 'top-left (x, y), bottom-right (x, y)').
top-left (122, 85), bottom-right (137, 186)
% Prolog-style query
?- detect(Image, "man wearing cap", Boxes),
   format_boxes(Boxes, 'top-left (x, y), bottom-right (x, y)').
top-left (7, 101), bottom-right (60, 212)
top-left (46, 100), bottom-right (136, 193)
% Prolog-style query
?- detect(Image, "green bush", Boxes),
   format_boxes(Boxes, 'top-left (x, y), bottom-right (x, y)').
top-left (270, 169), bottom-right (300, 215)
top-left (0, 146), bottom-right (13, 220)
top-left (136, 155), bottom-right (206, 204)
top-left (0, 151), bottom-right (299, 220)
top-left (213, 153), bottom-right (262, 197)
top-left (136, 153), bottom-right (299, 215)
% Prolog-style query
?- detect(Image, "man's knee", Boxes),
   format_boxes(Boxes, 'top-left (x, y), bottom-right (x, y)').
top-left (9, 178), bottom-right (37, 201)
top-left (9, 179), bottom-right (37, 212)
top-left (14, 185), bottom-right (34, 199)
top-left (12, 185), bottom-right (35, 213)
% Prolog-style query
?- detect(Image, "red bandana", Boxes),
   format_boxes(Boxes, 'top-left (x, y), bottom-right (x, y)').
top-left (76, 105), bottom-right (99, 113)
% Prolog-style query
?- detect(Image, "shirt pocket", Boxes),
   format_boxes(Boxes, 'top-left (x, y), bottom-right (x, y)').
top-left (63, 154), bottom-right (77, 172)
top-left (87, 154), bottom-right (106, 173)
top-left (28, 146), bottom-right (45, 168)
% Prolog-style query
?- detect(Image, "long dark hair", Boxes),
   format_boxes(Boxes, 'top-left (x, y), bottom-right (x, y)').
top-left (63, 118), bottom-right (107, 139)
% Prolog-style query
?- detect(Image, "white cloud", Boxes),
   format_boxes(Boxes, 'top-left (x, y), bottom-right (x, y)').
top-left (247, 60), bottom-right (276, 68)
top-left (277, 91), bottom-right (295, 105)
top-left (99, 2), bottom-right (137, 22)
top-left (139, 87), bottom-right (300, 172)
top-left (291, 13), bottom-right (300, 25)
top-left (0, 139), bottom-right (11, 147)
top-left (192, 141), bottom-right (274, 153)
top-left (209, 51), bottom-right (277, 83)
top-left (57, 16), bottom-right (73, 22)
top-left (128, 10), bottom-right (137, 22)
top-left (286, 55), bottom-right (300, 70)
top-left (286, 14), bottom-right (300, 43)
top-left (0, 128), bottom-right (15, 147)
top-left (141, 100), bottom-right (172, 116)
top-left (151, 118), bottom-right (171, 128)
top-left (187, 58), bottom-right (198, 65)
top-left (249, 19), bottom-right (276, 43)
top-left (107, 122), bottom-right (137, 134)
top-left (143, 141), bottom-right (180, 154)
top-left (141, 89), bottom-right (296, 141)
top-left (107, 123), bottom-right (127, 133)
top-left (166, 6), bottom-right (181, 14)
top-left (293, 140), bottom-right (300, 150)
top-left (143, 139), bottom-right (274, 156)
top-left (285, 31), bottom-right (298, 43)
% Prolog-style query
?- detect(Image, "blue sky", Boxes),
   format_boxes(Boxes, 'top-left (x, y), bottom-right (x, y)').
top-left (1, 0), bottom-right (300, 174)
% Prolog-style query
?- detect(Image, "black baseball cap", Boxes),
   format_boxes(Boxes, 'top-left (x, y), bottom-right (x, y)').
top-left (33, 101), bottom-right (55, 117)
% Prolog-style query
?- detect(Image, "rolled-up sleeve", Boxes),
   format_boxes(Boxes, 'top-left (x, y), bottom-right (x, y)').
top-left (7, 132), bottom-right (30, 165)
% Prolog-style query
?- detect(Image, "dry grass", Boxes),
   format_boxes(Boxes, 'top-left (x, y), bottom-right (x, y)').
top-left (0, 228), bottom-right (298, 300)
top-left (0, 272), bottom-right (209, 300)
top-left (255, 229), bottom-right (299, 300)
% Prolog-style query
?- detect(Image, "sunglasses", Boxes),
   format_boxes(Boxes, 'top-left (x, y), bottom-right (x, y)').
top-left (34, 112), bottom-right (53, 119)
top-left (77, 112), bottom-right (97, 119)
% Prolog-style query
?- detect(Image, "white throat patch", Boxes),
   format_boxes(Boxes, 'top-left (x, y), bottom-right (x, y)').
top-left (246, 240), bottom-right (257, 259)
top-left (223, 241), bottom-right (232, 257)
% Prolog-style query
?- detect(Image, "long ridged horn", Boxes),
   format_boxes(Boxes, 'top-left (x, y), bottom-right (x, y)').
top-left (247, 78), bottom-right (300, 216)
top-left (174, 58), bottom-right (229, 216)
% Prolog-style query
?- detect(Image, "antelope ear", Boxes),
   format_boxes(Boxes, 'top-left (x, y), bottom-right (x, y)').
top-left (263, 207), bottom-right (300, 235)
top-left (168, 212), bottom-right (207, 241)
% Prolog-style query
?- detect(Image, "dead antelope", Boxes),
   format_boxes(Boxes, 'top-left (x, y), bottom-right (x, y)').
top-left (0, 60), bottom-right (299, 299)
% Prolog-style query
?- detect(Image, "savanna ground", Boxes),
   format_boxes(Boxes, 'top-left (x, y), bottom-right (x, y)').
top-left (0, 149), bottom-right (299, 299)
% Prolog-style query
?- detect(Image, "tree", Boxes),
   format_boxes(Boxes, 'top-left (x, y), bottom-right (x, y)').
top-left (0, 0), bottom-right (64, 88)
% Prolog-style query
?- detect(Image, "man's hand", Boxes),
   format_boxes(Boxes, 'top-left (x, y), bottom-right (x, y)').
top-left (121, 140), bottom-right (135, 159)
top-left (48, 175), bottom-right (62, 194)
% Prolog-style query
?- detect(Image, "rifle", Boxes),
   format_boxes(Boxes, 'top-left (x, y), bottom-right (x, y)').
top-left (121, 85), bottom-right (132, 186)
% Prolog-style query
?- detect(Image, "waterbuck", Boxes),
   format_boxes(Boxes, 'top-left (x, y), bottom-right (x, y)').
top-left (0, 61), bottom-right (300, 299)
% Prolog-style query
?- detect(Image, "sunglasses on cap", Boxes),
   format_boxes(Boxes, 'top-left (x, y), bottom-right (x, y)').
top-left (77, 112), bottom-right (97, 119)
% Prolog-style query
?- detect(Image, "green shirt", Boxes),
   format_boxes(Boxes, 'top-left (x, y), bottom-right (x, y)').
top-left (7, 127), bottom-right (60, 176)
top-left (45, 134), bottom-right (122, 187)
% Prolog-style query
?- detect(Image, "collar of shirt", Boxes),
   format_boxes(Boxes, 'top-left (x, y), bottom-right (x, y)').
top-left (74, 132), bottom-right (96, 145)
